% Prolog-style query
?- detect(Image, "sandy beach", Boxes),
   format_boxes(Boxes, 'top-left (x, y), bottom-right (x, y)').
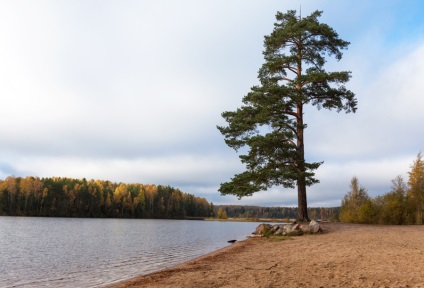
top-left (108, 223), bottom-right (424, 288)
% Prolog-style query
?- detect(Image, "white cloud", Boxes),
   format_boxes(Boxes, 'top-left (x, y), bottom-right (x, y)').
top-left (2, 0), bottom-right (424, 208)
top-left (4, 152), bottom-right (243, 187)
top-left (305, 39), bottom-right (424, 161)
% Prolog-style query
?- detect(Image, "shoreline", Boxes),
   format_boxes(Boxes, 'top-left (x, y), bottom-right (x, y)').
top-left (106, 236), bottom-right (255, 288)
top-left (107, 222), bottom-right (424, 287)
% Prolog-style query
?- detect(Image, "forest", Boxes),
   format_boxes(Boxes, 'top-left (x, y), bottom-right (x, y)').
top-left (0, 176), bottom-right (213, 218)
top-left (0, 175), bottom-right (341, 221)
top-left (340, 153), bottom-right (424, 225)
top-left (214, 205), bottom-right (339, 221)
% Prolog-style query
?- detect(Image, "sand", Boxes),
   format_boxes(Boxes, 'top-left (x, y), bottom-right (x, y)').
top-left (108, 223), bottom-right (424, 288)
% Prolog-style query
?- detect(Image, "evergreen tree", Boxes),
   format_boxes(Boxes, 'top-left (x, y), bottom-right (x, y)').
top-left (218, 10), bottom-right (356, 221)
top-left (0, 176), bottom-right (213, 219)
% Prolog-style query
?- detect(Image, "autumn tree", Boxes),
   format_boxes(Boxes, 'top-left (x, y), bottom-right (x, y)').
top-left (376, 176), bottom-right (408, 225)
top-left (114, 183), bottom-right (128, 216)
top-left (339, 177), bottom-right (374, 223)
top-left (408, 152), bottom-right (424, 225)
top-left (1, 176), bottom-right (18, 214)
top-left (218, 10), bottom-right (356, 221)
top-left (216, 207), bottom-right (228, 219)
top-left (0, 176), bottom-right (214, 219)
top-left (20, 176), bottom-right (34, 213)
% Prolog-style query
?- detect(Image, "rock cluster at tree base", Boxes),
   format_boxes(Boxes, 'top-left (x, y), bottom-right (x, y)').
top-left (253, 220), bottom-right (322, 237)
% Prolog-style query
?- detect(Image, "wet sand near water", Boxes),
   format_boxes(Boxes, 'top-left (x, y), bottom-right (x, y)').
top-left (108, 222), bottom-right (424, 288)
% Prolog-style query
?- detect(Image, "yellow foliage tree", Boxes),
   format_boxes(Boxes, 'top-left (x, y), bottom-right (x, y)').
top-left (340, 177), bottom-right (374, 223)
top-left (407, 152), bottom-right (424, 225)
top-left (217, 207), bottom-right (228, 219)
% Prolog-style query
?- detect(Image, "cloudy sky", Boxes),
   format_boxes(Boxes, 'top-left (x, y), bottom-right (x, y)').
top-left (1, 0), bottom-right (424, 207)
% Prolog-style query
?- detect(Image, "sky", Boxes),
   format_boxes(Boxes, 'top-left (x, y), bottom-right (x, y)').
top-left (2, 0), bottom-right (424, 208)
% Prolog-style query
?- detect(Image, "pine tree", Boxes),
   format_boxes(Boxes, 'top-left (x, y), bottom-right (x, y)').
top-left (218, 10), bottom-right (356, 221)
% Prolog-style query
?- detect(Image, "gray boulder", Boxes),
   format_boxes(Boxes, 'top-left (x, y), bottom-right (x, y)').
top-left (254, 224), bottom-right (272, 235)
top-left (253, 222), bottom-right (310, 237)
top-left (275, 228), bottom-right (285, 235)
top-left (309, 220), bottom-right (322, 234)
top-left (283, 225), bottom-right (292, 233)
top-left (299, 224), bottom-right (310, 233)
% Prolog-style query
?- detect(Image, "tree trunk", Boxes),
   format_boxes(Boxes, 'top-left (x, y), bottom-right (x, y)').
top-left (296, 103), bottom-right (309, 222)
top-left (297, 180), bottom-right (309, 221)
top-left (295, 47), bottom-right (309, 222)
top-left (416, 205), bottom-right (423, 225)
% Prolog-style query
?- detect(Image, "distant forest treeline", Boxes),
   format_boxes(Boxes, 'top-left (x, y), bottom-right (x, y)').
top-left (0, 176), bottom-right (340, 220)
top-left (0, 176), bottom-right (213, 218)
top-left (214, 205), bottom-right (340, 221)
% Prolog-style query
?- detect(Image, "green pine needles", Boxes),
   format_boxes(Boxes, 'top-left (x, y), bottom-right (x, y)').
top-left (217, 10), bottom-right (356, 221)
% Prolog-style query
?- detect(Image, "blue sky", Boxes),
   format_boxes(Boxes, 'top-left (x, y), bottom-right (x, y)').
top-left (2, 0), bottom-right (424, 207)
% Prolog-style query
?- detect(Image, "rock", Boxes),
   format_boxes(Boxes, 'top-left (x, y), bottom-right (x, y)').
top-left (254, 224), bottom-right (272, 235)
top-left (253, 223), bottom-right (308, 237)
top-left (299, 224), bottom-right (310, 233)
top-left (309, 220), bottom-right (322, 234)
top-left (275, 228), bottom-right (285, 236)
top-left (283, 225), bottom-right (292, 233)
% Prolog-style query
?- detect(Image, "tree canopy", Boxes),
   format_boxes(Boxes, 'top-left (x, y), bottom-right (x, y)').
top-left (340, 153), bottom-right (424, 225)
top-left (339, 177), bottom-right (373, 223)
top-left (218, 10), bottom-right (356, 221)
top-left (408, 152), bottom-right (424, 224)
top-left (0, 176), bottom-right (213, 219)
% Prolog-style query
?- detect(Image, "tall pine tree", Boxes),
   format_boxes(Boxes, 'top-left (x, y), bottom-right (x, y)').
top-left (218, 10), bottom-right (356, 221)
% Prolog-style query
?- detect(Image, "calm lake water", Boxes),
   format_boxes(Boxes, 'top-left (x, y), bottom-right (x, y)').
top-left (0, 217), bottom-right (261, 287)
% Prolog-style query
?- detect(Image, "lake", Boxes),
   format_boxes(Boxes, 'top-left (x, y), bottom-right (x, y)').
top-left (0, 217), bottom-right (261, 287)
